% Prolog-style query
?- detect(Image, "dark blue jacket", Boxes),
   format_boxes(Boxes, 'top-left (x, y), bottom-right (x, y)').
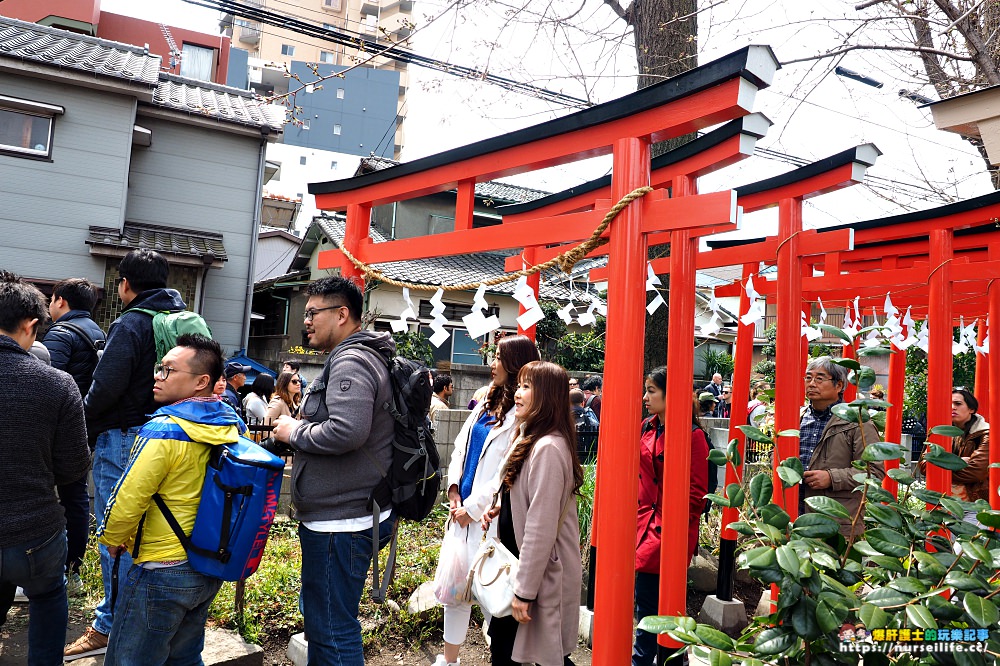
top-left (41, 310), bottom-right (106, 397)
top-left (84, 288), bottom-right (186, 436)
top-left (0, 335), bottom-right (91, 547)
top-left (222, 384), bottom-right (245, 420)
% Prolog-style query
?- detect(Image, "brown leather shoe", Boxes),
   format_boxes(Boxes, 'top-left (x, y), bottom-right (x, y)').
top-left (64, 626), bottom-right (108, 661)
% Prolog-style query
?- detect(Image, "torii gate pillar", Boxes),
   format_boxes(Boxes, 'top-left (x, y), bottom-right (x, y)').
top-left (592, 136), bottom-right (650, 663)
top-left (926, 229), bottom-right (954, 498)
top-left (990, 246), bottom-right (1000, 509)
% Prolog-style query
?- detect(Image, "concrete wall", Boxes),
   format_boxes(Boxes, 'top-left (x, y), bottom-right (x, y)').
top-left (128, 114), bottom-right (263, 353)
top-left (0, 72), bottom-right (133, 284)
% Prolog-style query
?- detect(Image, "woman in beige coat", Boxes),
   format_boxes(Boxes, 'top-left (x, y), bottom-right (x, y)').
top-left (266, 371), bottom-right (301, 420)
top-left (487, 361), bottom-right (583, 666)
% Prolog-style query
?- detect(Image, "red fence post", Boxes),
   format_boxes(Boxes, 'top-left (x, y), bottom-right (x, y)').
top-left (883, 343), bottom-right (906, 497)
top-left (925, 229), bottom-right (954, 500)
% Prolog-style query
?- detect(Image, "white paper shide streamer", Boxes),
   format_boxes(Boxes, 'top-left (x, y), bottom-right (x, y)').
top-left (740, 275), bottom-right (765, 326)
top-left (700, 292), bottom-right (722, 337)
top-left (512, 275), bottom-right (545, 330)
top-left (390, 287), bottom-right (416, 333)
top-left (646, 263), bottom-right (664, 315)
top-left (462, 284), bottom-right (501, 339)
top-left (427, 288), bottom-right (450, 348)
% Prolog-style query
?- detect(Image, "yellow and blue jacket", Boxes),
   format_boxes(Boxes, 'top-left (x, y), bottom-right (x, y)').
top-left (97, 399), bottom-right (246, 563)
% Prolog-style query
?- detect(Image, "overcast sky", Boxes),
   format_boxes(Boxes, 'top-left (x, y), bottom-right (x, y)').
top-left (97, 0), bottom-right (993, 237)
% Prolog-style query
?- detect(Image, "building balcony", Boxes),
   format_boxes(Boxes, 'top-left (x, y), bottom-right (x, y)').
top-left (239, 26), bottom-right (261, 44)
top-left (361, 0), bottom-right (380, 15)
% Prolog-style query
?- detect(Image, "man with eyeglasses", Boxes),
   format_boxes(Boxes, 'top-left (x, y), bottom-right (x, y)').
top-left (67, 249), bottom-right (188, 660)
top-left (799, 356), bottom-right (883, 538)
top-left (271, 276), bottom-right (396, 666)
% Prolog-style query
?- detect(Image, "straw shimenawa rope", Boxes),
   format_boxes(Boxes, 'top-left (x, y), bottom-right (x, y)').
top-left (333, 186), bottom-right (653, 291)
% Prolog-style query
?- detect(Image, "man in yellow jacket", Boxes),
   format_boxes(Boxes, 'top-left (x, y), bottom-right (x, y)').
top-left (96, 334), bottom-right (241, 665)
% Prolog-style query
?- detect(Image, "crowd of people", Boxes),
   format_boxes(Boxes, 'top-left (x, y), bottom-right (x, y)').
top-left (1, 247), bottom-right (993, 666)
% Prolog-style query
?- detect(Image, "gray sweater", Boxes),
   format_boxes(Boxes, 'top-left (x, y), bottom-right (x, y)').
top-left (290, 330), bottom-right (395, 521)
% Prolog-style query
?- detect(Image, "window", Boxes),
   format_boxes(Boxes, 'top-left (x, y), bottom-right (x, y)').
top-left (333, 124), bottom-right (342, 135)
top-left (336, 88), bottom-right (345, 99)
top-left (0, 96), bottom-right (63, 159)
top-left (235, 19), bottom-right (251, 28)
top-left (296, 193), bottom-right (303, 200)
top-left (323, 23), bottom-right (336, 31)
top-left (179, 43), bottom-right (215, 81)
top-left (323, 0), bottom-right (342, 9)
top-left (331, 160), bottom-right (338, 169)
top-left (320, 51), bottom-right (335, 64)
top-left (301, 119), bottom-right (310, 130)
top-left (281, 44), bottom-right (295, 56)
top-left (299, 156), bottom-right (307, 165)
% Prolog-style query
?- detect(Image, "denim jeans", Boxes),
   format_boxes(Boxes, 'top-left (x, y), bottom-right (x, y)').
top-left (633, 572), bottom-right (669, 666)
top-left (299, 517), bottom-right (394, 666)
top-left (105, 562), bottom-right (222, 666)
top-left (0, 529), bottom-right (68, 665)
top-left (92, 427), bottom-right (140, 635)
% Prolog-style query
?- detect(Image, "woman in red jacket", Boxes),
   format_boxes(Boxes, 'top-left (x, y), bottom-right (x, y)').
top-left (633, 366), bottom-right (710, 666)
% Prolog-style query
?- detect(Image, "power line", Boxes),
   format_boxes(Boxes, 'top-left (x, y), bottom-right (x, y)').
top-left (182, 0), bottom-right (592, 108)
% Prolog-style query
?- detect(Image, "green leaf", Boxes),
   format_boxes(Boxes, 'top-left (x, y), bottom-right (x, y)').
top-left (820, 325), bottom-right (855, 344)
top-left (705, 493), bottom-right (731, 508)
top-left (866, 528), bottom-right (911, 558)
top-left (859, 602), bottom-right (889, 628)
top-left (637, 615), bottom-right (676, 634)
top-left (760, 504), bottom-right (791, 530)
top-left (929, 425), bottom-right (964, 437)
top-left (862, 441), bottom-right (905, 462)
top-left (753, 627), bottom-right (797, 655)
top-left (749, 473), bottom-right (773, 508)
top-left (707, 449), bottom-right (728, 466)
top-left (865, 586), bottom-right (910, 608)
top-left (790, 596), bottom-right (821, 639)
top-left (708, 649), bottom-right (732, 666)
top-left (728, 521), bottom-right (755, 536)
top-left (958, 541), bottom-right (994, 566)
top-left (725, 483), bottom-right (745, 508)
top-left (925, 593), bottom-right (964, 621)
top-left (905, 604), bottom-right (937, 629)
top-left (777, 457), bottom-right (804, 488)
top-left (865, 484), bottom-right (896, 504)
top-left (940, 497), bottom-right (966, 518)
top-left (867, 555), bottom-right (905, 574)
top-left (776, 429), bottom-right (800, 438)
top-left (759, 523), bottom-right (787, 545)
top-left (741, 547), bottom-right (776, 570)
top-left (944, 571), bottom-right (985, 591)
top-left (804, 495), bottom-right (851, 520)
top-left (857, 345), bottom-right (893, 357)
top-left (792, 513), bottom-right (842, 539)
top-left (851, 540), bottom-right (880, 557)
top-left (695, 624), bottom-right (735, 651)
top-left (737, 425), bottom-right (773, 444)
top-left (854, 366), bottom-right (878, 390)
top-left (889, 576), bottom-right (928, 595)
top-left (962, 593), bottom-right (999, 627)
top-left (811, 551), bottom-right (840, 571)
top-left (776, 545), bottom-right (801, 577)
top-left (820, 573), bottom-right (855, 598)
top-left (887, 467), bottom-right (916, 485)
top-left (912, 488), bottom-right (945, 505)
top-left (851, 398), bottom-right (892, 410)
top-left (816, 598), bottom-right (845, 633)
top-left (923, 444), bottom-right (968, 471)
top-left (832, 403), bottom-right (868, 423)
top-left (865, 503), bottom-right (903, 530)
top-left (976, 511), bottom-right (1000, 529)
top-left (912, 552), bottom-right (947, 579)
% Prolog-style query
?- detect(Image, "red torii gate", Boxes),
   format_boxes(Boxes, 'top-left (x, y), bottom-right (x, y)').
top-left (712, 193), bottom-right (1000, 513)
top-left (308, 46), bottom-right (780, 662)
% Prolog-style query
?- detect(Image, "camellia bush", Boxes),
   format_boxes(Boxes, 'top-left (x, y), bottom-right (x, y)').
top-left (639, 353), bottom-right (1000, 665)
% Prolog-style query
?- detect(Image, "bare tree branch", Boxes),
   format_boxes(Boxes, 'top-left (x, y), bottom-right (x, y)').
top-left (780, 43), bottom-right (975, 66)
top-left (943, 0), bottom-right (988, 31)
top-left (603, 0), bottom-right (629, 22)
top-left (855, 0), bottom-right (891, 9)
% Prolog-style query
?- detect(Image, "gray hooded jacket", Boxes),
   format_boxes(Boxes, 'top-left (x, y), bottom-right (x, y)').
top-left (290, 330), bottom-right (395, 521)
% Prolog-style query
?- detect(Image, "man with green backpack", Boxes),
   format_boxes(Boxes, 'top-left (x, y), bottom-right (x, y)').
top-left (65, 249), bottom-right (211, 661)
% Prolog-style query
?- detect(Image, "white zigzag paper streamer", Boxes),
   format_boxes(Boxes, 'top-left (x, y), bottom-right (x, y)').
top-left (427, 288), bottom-right (450, 348)
top-left (390, 287), bottom-right (416, 333)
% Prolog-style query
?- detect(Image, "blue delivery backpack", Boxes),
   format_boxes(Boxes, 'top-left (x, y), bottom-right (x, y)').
top-left (146, 435), bottom-right (285, 581)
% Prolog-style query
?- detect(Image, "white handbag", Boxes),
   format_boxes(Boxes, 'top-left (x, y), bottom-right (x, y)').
top-left (469, 536), bottom-right (520, 617)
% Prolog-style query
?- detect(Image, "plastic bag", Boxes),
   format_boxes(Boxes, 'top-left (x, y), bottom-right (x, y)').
top-left (433, 520), bottom-right (470, 606)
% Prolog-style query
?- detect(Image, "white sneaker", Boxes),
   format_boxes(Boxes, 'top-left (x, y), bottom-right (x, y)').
top-left (13, 587), bottom-right (26, 603)
top-left (432, 656), bottom-right (459, 665)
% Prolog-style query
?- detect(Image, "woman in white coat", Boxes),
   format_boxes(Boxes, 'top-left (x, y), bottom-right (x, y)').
top-left (434, 334), bottom-right (540, 666)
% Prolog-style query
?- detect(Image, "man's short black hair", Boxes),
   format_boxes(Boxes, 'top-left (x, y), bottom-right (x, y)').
top-left (118, 249), bottom-right (169, 294)
top-left (582, 375), bottom-right (603, 392)
top-left (0, 271), bottom-right (48, 335)
top-left (283, 360), bottom-right (300, 372)
top-left (175, 333), bottom-right (223, 385)
top-left (305, 276), bottom-right (363, 322)
top-left (433, 373), bottom-right (453, 393)
top-left (53, 278), bottom-right (100, 313)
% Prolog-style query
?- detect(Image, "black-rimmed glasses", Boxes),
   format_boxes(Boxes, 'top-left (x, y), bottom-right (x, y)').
top-left (303, 305), bottom-right (347, 321)
top-left (153, 363), bottom-right (201, 380)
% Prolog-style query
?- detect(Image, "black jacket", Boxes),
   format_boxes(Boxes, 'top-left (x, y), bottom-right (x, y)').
top-left (0, 335), bottom-right (91, 547)
top-left (41, 310), bottom-right (106, 396)
top-left (84, 288), bottom-right (186, 436)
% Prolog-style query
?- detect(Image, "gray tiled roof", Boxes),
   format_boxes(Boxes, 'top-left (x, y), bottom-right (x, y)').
top-left (314, 216), bottom-right (599, 302)
top-left (358, 156), bottom-right (549, 204)
top-left (154, 74), bottom-right (286, 132)
top-left (87, 222), bottom-right (228, 261)
top-left (0, 16), bottom-right (160, 85)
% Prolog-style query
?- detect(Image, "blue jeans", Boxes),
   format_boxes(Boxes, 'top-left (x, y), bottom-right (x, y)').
top-left (92, 427), bottom-right (140, 635)
top-left (105, 562), bottom-right (222, 666)
top-left (299, 517), bottom-right (394, 666)
top-left (1, 529), bottom-right (68, 665)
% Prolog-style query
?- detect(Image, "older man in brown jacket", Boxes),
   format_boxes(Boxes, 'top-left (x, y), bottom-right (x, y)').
top-left (799, 356), bottom-right (884, 538)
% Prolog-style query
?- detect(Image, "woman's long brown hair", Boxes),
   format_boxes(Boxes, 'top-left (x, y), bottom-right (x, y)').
top-left (502, 361), bottom-right (584, 494)
top-left (484, 334), bottom-right (540, 427)
top-left (275, 371), bottom-right (300, 409)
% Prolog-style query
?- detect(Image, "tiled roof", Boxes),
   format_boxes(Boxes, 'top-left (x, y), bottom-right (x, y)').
top-left (153, 74), bottom-right (286, 132)
top-left (86, 222), bottom-right (228, 262)
top-left (357, 156), bottom-right (549, 204)
top-left (0, 16), bottom-right (160, 85)
top-left (313, 216), bottom-right (599, 302)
